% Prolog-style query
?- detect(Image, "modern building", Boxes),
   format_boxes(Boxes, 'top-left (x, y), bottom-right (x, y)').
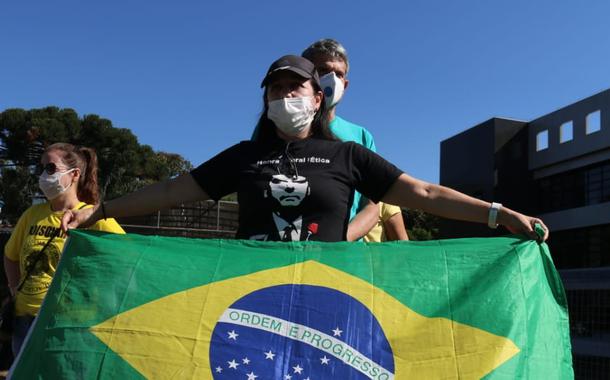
top-left (440, 88), bottom-right (610, 377)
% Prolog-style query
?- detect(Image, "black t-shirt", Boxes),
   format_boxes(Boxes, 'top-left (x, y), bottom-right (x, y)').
top-left (190, 136), bottom-right (403, 242)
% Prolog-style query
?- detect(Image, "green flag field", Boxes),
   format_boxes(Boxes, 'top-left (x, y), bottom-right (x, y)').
top-left (11, 230), bottom-right (573, 379)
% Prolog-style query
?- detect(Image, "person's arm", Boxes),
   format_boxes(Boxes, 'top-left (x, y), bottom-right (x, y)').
top-left (383, 211), bottom-right (409, 241)
top-left (382, 174), bottom-right (548, 241)
top-left (346, 199), bottom-right (379, 242)
top-left (4, 256), bottom-right (20, 296)
top-left (63, 173), bottom-right (209, 230)
top-left (4, 210), bottom-right (28, 296)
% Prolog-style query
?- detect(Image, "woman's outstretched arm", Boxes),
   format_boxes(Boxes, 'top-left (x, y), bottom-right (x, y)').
top-left (62, 173), bottom-right (209, 231)
top-left (382, 173), bottom-right (548, 241)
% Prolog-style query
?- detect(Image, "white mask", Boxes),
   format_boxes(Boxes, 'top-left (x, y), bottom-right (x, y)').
top-left (320, 72), bottom-right (345, 108)
top-left (267, 96), bottom-right (316, 136)
top-left (38, 169), bottom-right (75, 200)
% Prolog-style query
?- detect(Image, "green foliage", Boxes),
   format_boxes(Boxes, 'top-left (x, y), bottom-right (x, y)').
top-left (143, 151), bottom-right (194, 183)
top-left (403, 209), bottom-right (439, 241)
top-left (0, 107), bottom-right (193, 222)
top-left (0, 167), bottom-right (37, 224)
top-left (221, 193), bottom-right (238, 202)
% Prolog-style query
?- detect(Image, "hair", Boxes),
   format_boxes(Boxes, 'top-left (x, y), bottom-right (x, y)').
top-left (45, 142), bottom-right (100, 204)
top-left (302, 38), bottom-right (350, 73)
top-left (252, 78), bottom-right (336, 143)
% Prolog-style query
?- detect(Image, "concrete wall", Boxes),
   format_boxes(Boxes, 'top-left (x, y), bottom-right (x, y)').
top-left (440, 119), bottom-right (496, 199)
top-left (539, 202), bottom-right (610, 232)
top-left (529, 89), bottom-right (610, 172)
top-left (439, 118), bottom-right (529, 238)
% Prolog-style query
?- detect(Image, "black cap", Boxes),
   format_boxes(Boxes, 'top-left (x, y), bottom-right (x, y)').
top-left (261, 55), bottom-right (320, 88)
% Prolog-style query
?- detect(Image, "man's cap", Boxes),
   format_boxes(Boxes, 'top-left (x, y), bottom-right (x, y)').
top-left (261, 55), bottom-right (320, 88)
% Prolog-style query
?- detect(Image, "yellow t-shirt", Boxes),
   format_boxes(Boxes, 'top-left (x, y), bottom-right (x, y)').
top-left (4, 202), bottom-right (125, 316)
top-left (363, 203), bottom-right (402, 243)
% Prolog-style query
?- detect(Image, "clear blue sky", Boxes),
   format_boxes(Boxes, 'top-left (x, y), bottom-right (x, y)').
top-left (2, 1), bottom-right (609, 183)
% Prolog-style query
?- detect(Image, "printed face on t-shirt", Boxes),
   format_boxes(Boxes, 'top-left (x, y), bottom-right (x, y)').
top-left (269, 174), bottom-right (309, 207)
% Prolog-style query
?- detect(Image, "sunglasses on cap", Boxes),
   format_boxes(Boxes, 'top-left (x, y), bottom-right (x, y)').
top-left (36, 163), bottom-right (72, 175)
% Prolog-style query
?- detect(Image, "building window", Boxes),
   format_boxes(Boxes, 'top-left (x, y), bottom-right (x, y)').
top-left (536, 130), bottom-right (549, 151)
top-left (560, 121), bottom-right (573, 143)
top-left (537, 169), bottom-right (585, 213)
top-left (586, 110), bottom-right (601, 134)
top-left (537, 160), bottom-right (610, 213)
top-left (585, 162), bottom-right (610, 205)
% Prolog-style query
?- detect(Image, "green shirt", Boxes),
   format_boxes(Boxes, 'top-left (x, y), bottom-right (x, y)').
top-left (329, 115), bottom-right (377, 221)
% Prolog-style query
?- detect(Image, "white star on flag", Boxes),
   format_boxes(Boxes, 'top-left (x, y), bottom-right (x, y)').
top-left (332, 327), bottom-right (343, 337)
top-left (227, 330), bottom-right (239, 340)
top-left (242, 357), bottom-right (251, 364)
top-left (215, 366), bottom-right (222, 373)
top-left (227, 359), bottom-right (239, 369)
top-left (264, 350), bottom-right (276, 360)
top-left (247, 372), bottom-right (258, 380)
top-left (284, 375), bottom-right (292, 380)
top-left (293, 364), bottom-right (303, 374)
top-left (320, 355), bottom-right (330, 365)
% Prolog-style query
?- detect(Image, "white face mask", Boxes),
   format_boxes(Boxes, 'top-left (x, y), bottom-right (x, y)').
top-left (320, 72), bottom-right (345, 108)
top-left (38, 169), bottom-right (75, 200)
top-left (267, 96), bottom-right (317, 136)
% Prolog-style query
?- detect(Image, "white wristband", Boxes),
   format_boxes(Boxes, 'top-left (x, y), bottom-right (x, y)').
top-left (488, 202), bottom-right (502, 229)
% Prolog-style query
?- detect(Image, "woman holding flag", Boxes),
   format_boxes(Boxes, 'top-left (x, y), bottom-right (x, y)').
top-left (61, 55), bottom-right (549, 242)
top-left (4, 143), bottom-right (125, 356)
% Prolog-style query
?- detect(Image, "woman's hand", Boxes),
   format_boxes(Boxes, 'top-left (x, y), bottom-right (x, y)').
top-left (61, 206), bottom-right (98, 232)
top-left (498, 208), bottom-right (549, 242)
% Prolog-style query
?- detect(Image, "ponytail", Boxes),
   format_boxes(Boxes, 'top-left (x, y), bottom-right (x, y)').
top-left (76, 147), bottom-right (100, 205)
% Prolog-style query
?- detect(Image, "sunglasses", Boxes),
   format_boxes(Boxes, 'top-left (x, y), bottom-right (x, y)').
top-left (36, 163), bottom-right (70, 175)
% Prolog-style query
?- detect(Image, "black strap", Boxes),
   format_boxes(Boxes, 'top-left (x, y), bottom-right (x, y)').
top-left (16, 229), bottom-right (60, 292)
top-left (16, 203), bottom-right (87, 293)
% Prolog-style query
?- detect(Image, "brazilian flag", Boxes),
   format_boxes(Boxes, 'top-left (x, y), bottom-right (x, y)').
top-left (11, 230), bottom-right (573, 379)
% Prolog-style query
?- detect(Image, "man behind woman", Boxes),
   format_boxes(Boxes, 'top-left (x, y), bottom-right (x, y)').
top-left (302, 38), bottom-right (409, 242)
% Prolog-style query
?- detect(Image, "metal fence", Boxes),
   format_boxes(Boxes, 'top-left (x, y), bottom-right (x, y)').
top-left (560, 267), bottom-right (610, 379)
top-left (116, 200), bottom-right (239, 239)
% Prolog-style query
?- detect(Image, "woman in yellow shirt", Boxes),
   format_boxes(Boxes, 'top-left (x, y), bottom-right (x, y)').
top-left (364, 203), bottom-right (409, 242)
top-left (3, 143), bottom-right (124, 356)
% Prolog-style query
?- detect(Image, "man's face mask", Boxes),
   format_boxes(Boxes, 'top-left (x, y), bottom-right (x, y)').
top-left (267, 96), bottom-right (316, 136)
top-left (320, 72), bottom-right (345, 108)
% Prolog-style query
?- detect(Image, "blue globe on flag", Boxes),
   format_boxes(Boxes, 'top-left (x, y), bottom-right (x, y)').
top-left (210, 284), bottom-right (395, 379)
